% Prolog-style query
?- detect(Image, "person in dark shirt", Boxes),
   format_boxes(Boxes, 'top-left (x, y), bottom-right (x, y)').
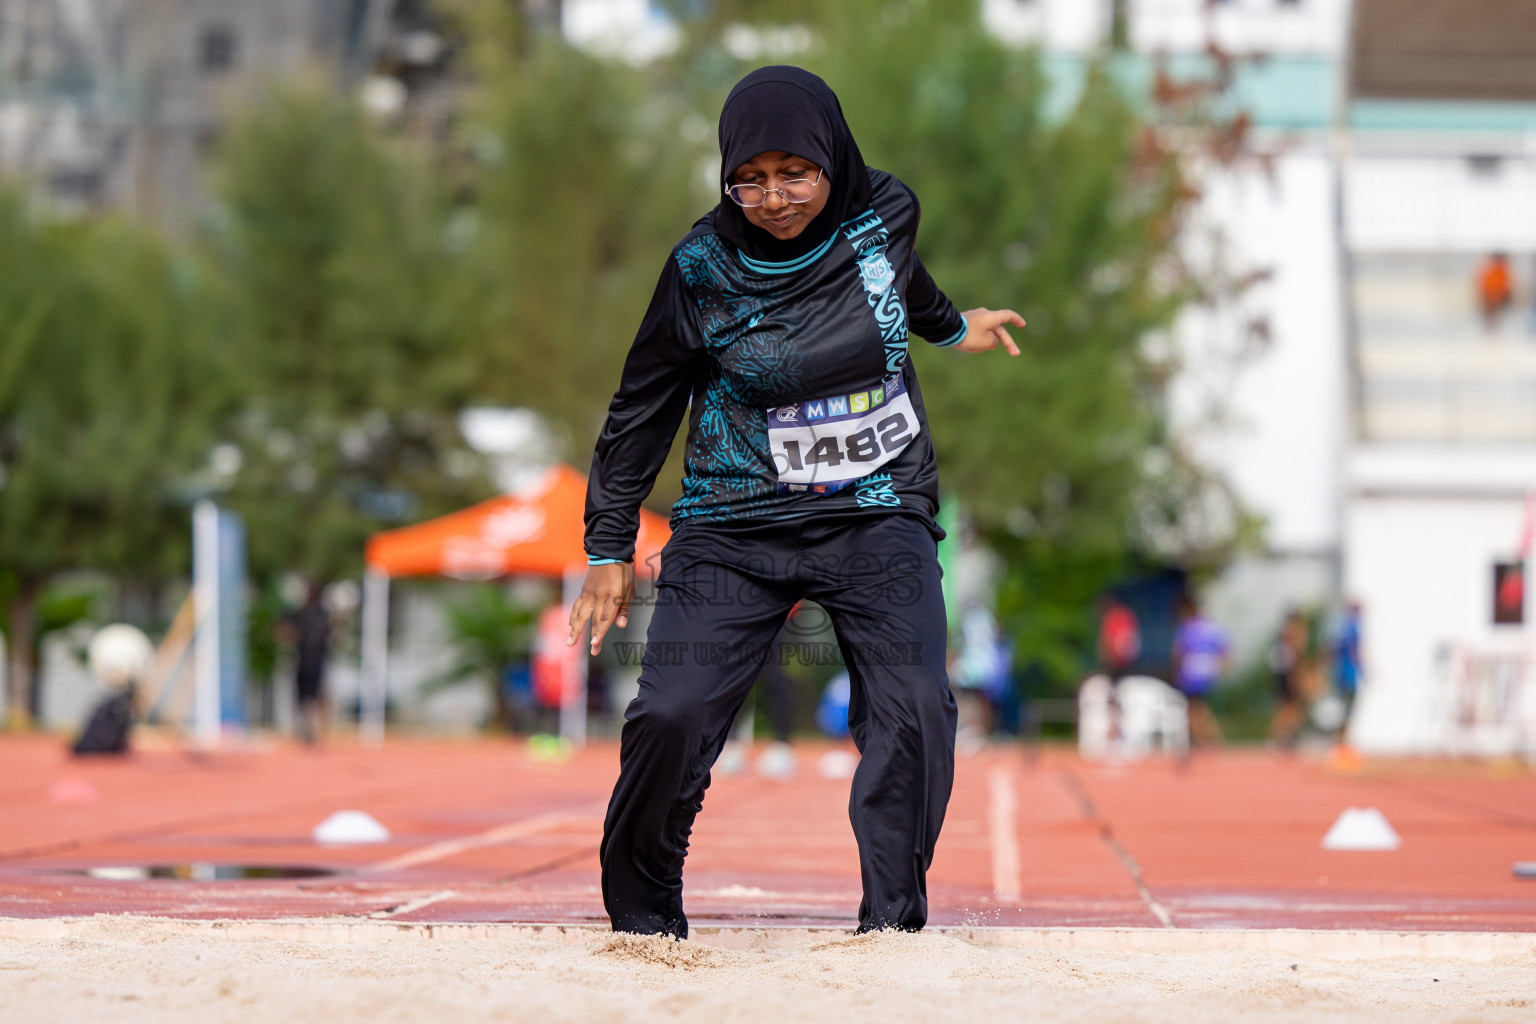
top-left (286, 582), bottom-right (331, 747)
top-left (567, 66), bottom-right (1024, 938)
top-left (1268, 609), bottom-right (1307, 749)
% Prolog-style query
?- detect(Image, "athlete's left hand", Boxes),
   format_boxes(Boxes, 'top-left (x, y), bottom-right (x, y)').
top-left (957, 308), bottom-right (1025, 355)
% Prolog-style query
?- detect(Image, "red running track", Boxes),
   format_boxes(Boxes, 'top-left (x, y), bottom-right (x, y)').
top-left (1, 734), bottom-right (1534, 931)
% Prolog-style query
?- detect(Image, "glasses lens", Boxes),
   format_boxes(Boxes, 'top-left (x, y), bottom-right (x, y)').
top-left (780, 178), bottom-right (817, 203)
top-left (727, 184), bottom-right (765, 207)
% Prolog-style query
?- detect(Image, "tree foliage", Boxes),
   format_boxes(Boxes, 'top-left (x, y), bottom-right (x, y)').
top-left (448, 8), bottom-right (704, 469)
top-left (0, 191), bottom-right (214, 718)
top-left (1, 0), bottom-right (1261, 717)
top-left (203, 85), bottom-right (491, 583)
top-left (439, 0), bottom-right (1252, 687)
top-left (804, 3), bottom-right (1198, 680)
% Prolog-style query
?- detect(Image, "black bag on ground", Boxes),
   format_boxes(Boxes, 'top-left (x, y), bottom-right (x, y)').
top-left (72, 691), bottom-right (132, 755)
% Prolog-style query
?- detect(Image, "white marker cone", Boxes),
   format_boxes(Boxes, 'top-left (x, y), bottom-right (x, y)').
top-left (313, 810), bottom-right (391, 845)
top-left (1321, 807), bottom-right (1400, 851)
top-left (817, 749), bottom-right (858, 779)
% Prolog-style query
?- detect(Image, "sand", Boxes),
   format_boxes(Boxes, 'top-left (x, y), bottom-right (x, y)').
top-left (0, 917), bottom-right (1533, 1023)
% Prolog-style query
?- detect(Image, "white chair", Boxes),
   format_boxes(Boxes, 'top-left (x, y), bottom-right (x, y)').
top-left (1077, 674), bottom-right (1113, 760)
top-left (1115, 675), bottom-right (1189, 759)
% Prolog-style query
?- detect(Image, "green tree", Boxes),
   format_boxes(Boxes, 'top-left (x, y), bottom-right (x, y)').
top-left (204, 84), bottom-right (491, 585)
top-left (713, 0), bottom-right (1249, 683)
top-left (434, 1), bottom-right (1253, 687)
top-left (0, 193), bottom-right (215, 722)
top-left (447, 3), bottom-right (704, 478)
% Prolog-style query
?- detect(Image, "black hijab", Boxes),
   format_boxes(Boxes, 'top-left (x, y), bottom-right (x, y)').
top-left (713, 66), bottom-right (873, 264)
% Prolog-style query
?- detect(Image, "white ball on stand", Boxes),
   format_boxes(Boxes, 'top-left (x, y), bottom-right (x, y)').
top-left (87, 624), bottom-right (154, 691)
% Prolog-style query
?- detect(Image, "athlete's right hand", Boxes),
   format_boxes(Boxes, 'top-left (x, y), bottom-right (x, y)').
top-left (958, 307), bottom-right (1025, 355)
top-left (568, 561), bottom-right (635, 656)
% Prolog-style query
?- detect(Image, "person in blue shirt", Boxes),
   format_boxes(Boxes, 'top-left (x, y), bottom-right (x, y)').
top-left (1331, 601), bottom-right (1363, 740)
top-left (1172, 594), bottom-right (1228, 752)
top-left (565, 66), bottom-right (1024, 938)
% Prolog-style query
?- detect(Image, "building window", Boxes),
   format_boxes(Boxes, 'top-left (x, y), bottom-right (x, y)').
top-left (201, 26), bottom-right (236, 73)
top-left (1468, 154), bottom-right (1504, 178)
top-left (1494, 562), bottom-right (1525, 625)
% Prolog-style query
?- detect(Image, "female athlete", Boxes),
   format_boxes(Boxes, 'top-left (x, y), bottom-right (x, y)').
top-left (568, 66), bottom-right (1024, 937)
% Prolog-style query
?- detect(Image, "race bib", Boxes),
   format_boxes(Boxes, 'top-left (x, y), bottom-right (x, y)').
top-left (765, 374), bottom-right (920, 494)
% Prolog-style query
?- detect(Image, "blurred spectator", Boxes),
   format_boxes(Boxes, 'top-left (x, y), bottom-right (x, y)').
top-left (1096, 594), bottom-right (1141, 682)
top-left (764, 607), bottom-right (806, 743)
top-left (1268, 609), bottom-right (1308, 749)
top-left (980, 630), bottom-right (1017, 737)
top-left (722, 612), bottom-right (803, 779)
top-left (1331, 601), bottom-right (1364, 741)
top-left (817, 670), bottom-right (851, 738)
top-left (756, 608), bottom-right (805, 779)
top-left (72, 624), bottom-right (153, 756)
top-left (284, 582), bottom-right (332, 747)
top-left (502, 662), bottom-right (537, 732)
top-left (1096, 594), bottom-right (1140, 746)
top-left (953, 604), bottom-right (1010, 749)
top-left (586, 661), bottom-right (610, 717)
top-left (1528, 258), bottom-right (1536, 334)
top-left (1477, 252), bottom-right (1513, 332)
top-left (1171, 594), bottom-right (1227, 752)
top-left (1495, 562), bottom-right (1525, 624)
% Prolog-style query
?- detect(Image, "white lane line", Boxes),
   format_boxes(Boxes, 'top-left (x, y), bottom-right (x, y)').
top-left (368, 889), bottom-right (458, 919)
top-left (1102, 832), bottom-right (1176, 929)
top-left (1058, 769), bottom-right (1176, 929)
top-left (367, 802), bottom-right (606, 873)
top-left (988, 766), bottom-right (1023, 904)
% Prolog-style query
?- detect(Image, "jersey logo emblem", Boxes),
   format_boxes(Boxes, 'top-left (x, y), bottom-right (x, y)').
top-left (776, 407), bottom-right (798, 422)
top-left (858, 253), bottom-right (895, 295)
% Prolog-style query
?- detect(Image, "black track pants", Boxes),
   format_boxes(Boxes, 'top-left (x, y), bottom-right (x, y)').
top-left (599, 513), bottom-right (957, 937)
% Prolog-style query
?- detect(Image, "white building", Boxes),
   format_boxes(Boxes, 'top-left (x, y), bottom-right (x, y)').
top-left (1145, 0), bottom-right (1353, 669)
top-left (0, 0), bottom-right (392, 226)
top-left (1338, 0), bottom-right (1536, 755)
top-left (991, 0), bottom-right (1351, 667)
top-left (1005, 0), bottom-right (1536, 754)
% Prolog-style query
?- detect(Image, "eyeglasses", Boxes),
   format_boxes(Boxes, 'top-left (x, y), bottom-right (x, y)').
top-left (724, 168), bottom-right (823, 208)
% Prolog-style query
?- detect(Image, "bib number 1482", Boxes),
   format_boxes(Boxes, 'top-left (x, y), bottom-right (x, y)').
top-left (776, 412), bottom-right (913, 471)
top-left (765, 374), bottom-right (921, 492)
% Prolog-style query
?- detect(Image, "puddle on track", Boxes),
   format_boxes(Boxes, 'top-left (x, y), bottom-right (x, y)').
top-left (65, 864), bottom-right (340, 881)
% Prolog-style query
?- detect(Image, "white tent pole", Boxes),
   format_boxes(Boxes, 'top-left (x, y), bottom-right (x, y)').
top-left (559, 567), bottom-right (588, 748)
top-left (192, 500), bottom-right (221, 749)
top-left (359, 567), bottom-right (390, 748)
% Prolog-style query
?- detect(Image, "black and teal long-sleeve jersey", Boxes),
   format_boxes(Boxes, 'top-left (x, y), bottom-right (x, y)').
top-left (583, 169), bottom-right (968, 564)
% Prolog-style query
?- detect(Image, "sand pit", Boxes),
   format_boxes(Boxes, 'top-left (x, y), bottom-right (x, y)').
top-left (1, 918), bottom-right (1533, 1023)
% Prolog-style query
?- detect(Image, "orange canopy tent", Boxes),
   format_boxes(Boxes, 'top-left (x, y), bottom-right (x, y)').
top-left (365, 463), bottom-right (669, 579)
top-left (356, 464), bottom-right (670, 747)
